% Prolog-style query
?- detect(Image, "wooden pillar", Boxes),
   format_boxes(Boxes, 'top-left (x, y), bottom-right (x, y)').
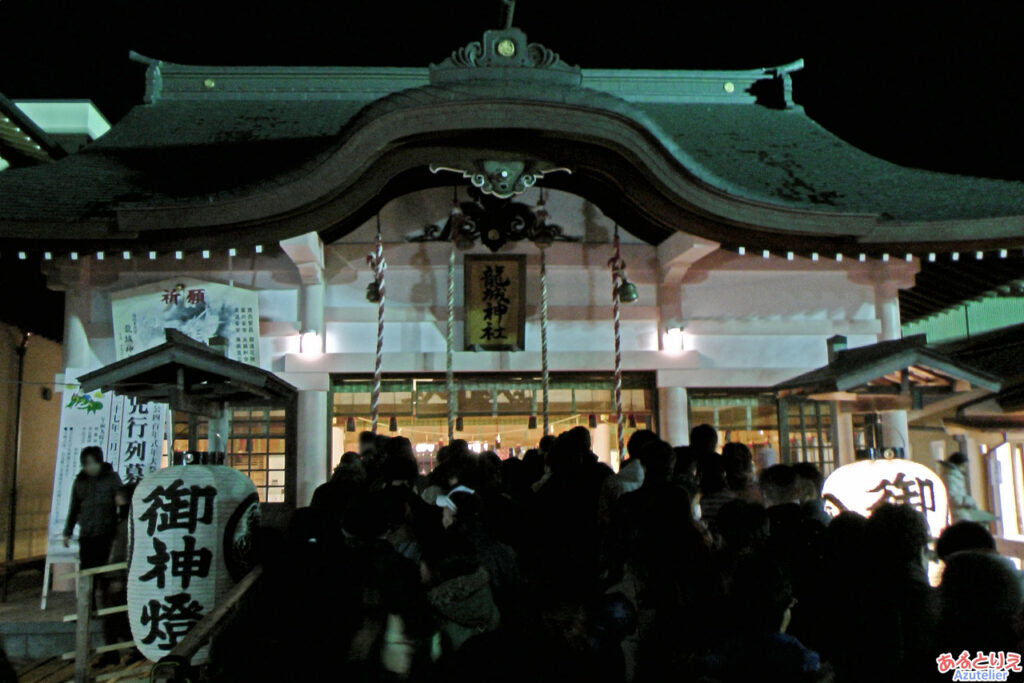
top-left (74, 572), bottom-right (93, 682)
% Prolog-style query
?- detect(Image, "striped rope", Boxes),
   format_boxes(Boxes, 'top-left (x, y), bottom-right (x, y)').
top-left (540, 246), bottom-right (550, 434)
top-left (370, 226), bottom-right (386, 434)
top-left (610, 229), bottom-right (625, 465)
top-left (446, 199), bottom-right (460, 444)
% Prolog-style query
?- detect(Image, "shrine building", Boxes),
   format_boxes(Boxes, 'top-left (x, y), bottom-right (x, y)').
top-left (2, 18), bottom-right (1024, 542)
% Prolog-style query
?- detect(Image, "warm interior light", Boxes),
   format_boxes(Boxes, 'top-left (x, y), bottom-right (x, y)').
top-left (299, 330), bottom-right (322, 358)
top-left (663, 327), bottom-right (684, 353)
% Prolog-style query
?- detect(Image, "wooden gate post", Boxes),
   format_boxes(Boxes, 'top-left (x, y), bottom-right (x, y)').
top-left (74, 572), bottom-right (93, 682)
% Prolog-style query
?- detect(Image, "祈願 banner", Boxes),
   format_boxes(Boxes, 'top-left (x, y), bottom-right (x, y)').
top-left (111, 278), bottom-right (261, 365)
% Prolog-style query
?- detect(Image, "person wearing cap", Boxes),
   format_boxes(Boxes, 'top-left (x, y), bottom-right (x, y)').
top-left (939, 452), bottom-right (996, 523)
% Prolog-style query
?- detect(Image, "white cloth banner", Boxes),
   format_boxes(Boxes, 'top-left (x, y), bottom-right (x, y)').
top-left (111, 277), bottom-right (260, 365)
top-left (46, 371), bottom-right (167, 563)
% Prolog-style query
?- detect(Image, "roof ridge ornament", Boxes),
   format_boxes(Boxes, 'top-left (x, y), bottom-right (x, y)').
top-left (430, 159), bottom-right (571, 199)
top-left (430, 2), bottom-right (581, 86)
top-left (499, 0), bottom-right (516, 29)
top-left (759, 58), bottom-right (804, 108)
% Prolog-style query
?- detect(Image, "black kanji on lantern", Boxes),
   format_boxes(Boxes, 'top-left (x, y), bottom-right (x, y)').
top-left (170, 535), bottom-right (212, 589)
top-left (140, 537), bottom-right (170, 588)
top-left (140, 592), bottom-right (205, 650)
top-left (139, 535), bottom-right (212, 590)
top-left (139, 479), bottom-right (216, 536)
top-left (866, 472), bottom-right (937, 516)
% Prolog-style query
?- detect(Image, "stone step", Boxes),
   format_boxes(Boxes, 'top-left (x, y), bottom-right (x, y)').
top-left (0, 618), bottom-right (103, 661)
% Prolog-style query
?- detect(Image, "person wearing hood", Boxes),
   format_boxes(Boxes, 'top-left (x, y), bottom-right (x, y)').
top-left (62, 446), bottom-right (123, 569)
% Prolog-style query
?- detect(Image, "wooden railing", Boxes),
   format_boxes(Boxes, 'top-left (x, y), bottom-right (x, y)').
top-left (50, 562), bottom-right (263, 682)
top-left (148, 564), bottom-right (264, 682)
top-left (56, 562), bottom-right (133, 683)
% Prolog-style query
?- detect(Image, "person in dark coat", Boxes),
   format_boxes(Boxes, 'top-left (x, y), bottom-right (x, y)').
top-left (310, 451), bottom-right (366, 536)
top-left (861, 503), bottom-right (939, 683)
top-left (698, 554), bottom-right (826, 683)
top-left (62, 446), bottom-right (123, 569)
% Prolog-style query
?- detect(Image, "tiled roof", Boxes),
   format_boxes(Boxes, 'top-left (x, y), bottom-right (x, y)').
top-left (775, 324), bottom-right (1024, 395)
top-left (643, 103), bottom-right (1024, 229)
top-left (0, 99), bottom-right (370, 227)
top-left (2, 37), bottom-right (1024, 252)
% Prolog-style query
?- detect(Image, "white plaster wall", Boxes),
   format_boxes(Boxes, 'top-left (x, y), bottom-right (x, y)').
top-left (679, 268), bottom-right (878, 322)
top-left (49, 188), bottom-right (917, 507)
top-left (52, 188), bottom-right (896, 391)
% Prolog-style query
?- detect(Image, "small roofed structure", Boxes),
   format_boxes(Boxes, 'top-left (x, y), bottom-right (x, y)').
top-left (78, 328), bottom-right (299, 515)
top-left (775, 325), bottom-right (1024, 457)
top-left (775, 334), bottom-right (1003, 413)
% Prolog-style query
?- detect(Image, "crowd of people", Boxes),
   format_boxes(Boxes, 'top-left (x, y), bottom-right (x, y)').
top-left (204, 426), bottom-right (1023, 682)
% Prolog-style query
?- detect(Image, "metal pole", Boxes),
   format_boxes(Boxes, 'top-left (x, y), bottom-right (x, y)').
top-left (5, 331), bottom-right (28, 562)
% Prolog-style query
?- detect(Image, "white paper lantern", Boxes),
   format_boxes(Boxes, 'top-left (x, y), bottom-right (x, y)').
top-left (128, 465), bottom-right (259, 664)
top-left (821, 458), bottom-right (949, 537)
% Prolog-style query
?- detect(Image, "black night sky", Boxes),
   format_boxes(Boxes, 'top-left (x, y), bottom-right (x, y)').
top-left (2, 1), bottom-right (1022, 179)
top-left (1, 1), bottom-right (1023, 339)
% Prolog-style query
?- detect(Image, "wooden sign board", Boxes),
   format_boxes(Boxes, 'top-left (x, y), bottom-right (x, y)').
top-left (464, 254), bottom-right (527, 351)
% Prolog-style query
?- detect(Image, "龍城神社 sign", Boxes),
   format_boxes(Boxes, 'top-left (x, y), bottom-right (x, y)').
top-left (463, 254), bottom-right (526, 351)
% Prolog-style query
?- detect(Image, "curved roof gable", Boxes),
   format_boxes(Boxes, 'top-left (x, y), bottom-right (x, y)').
top-left (1, 23), bottom-right (1023, 254)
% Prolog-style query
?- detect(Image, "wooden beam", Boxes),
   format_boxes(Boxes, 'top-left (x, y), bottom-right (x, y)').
top-left (169, 391), bottom-right (222, 420)
top-left (854, 385), bottom-right (902, 395)
top-left (64, 605), bottom-right (127, 622)
top-left (807, 391), bottom-right (860, 402)
top-left (908, 387), bottom-right (991, 422)
top-left (172, 366), bottom-right (222, 419)
top-left (62, 640), bottom-right (135, 660)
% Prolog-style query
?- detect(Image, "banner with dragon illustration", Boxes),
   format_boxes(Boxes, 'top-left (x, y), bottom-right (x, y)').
top-left (111, 278), bottom-right (260, 365)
